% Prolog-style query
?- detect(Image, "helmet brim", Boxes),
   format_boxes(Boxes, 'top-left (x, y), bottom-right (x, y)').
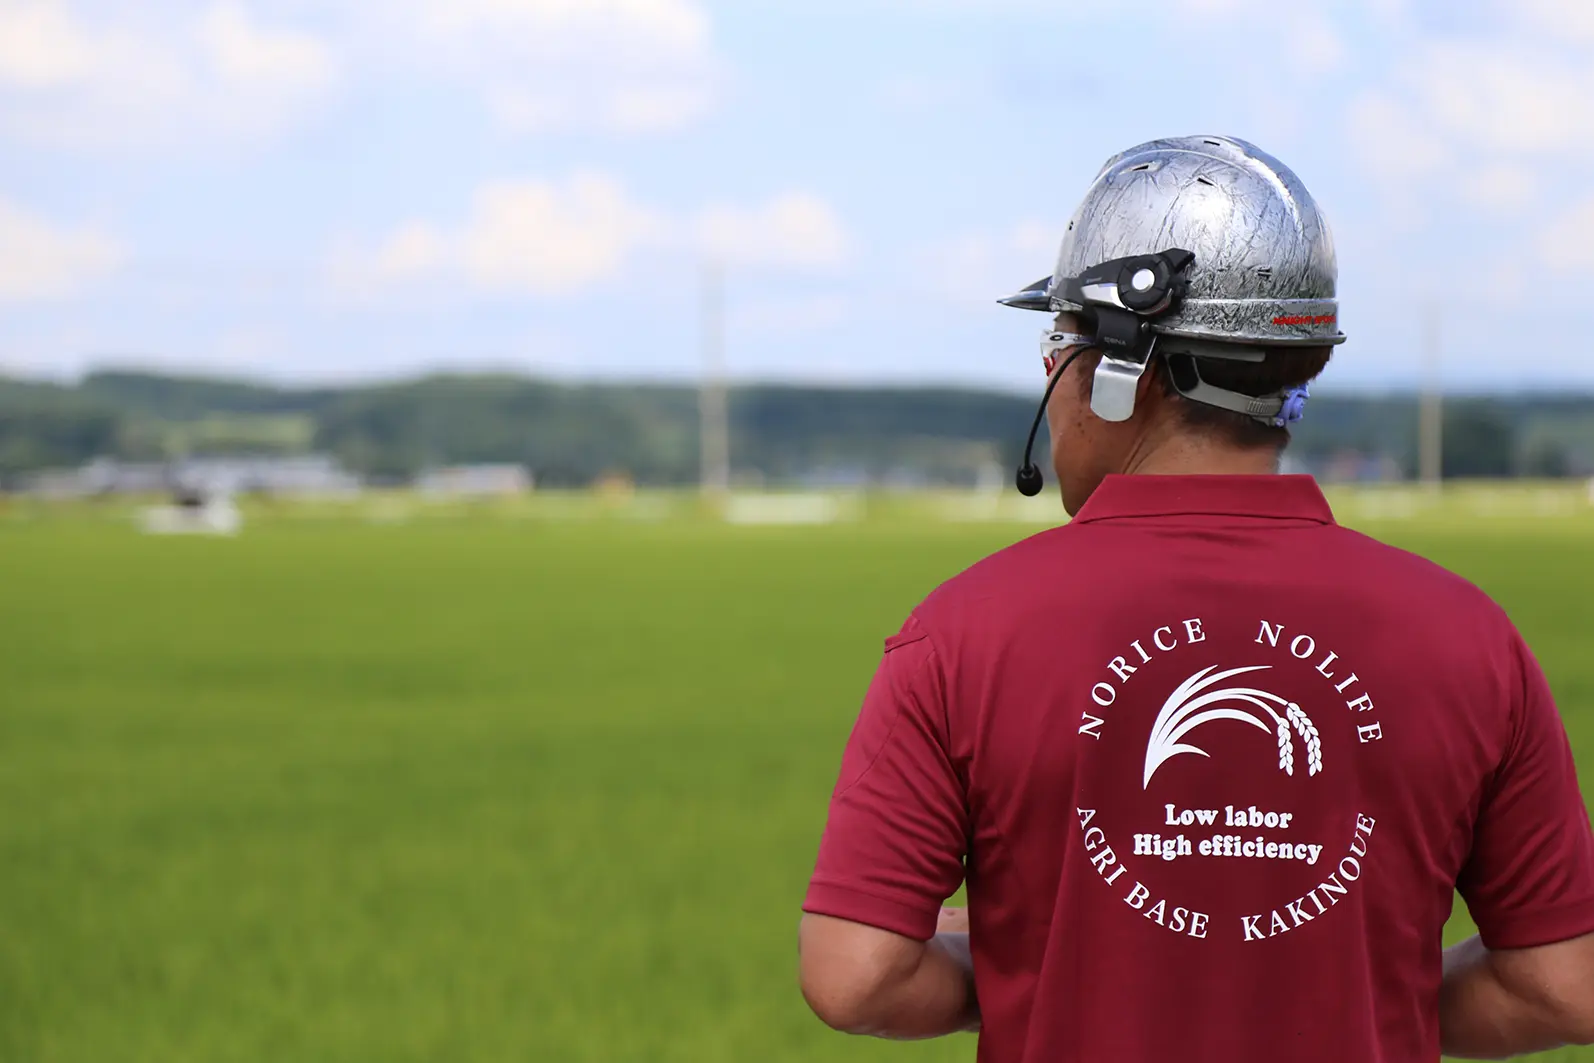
top-left (997, 276), bottom-right (1053, 311)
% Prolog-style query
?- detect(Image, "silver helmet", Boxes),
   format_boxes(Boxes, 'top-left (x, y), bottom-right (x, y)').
top-left (1001, 135), bottom-right (1345, 425)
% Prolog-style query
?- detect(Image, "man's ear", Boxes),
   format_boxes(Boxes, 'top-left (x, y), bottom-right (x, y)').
top-left (1128, 354), bottom-right (1171, 423)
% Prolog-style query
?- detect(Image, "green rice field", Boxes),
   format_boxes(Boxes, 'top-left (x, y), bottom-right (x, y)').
top-left (3, 485), bottom-right (1594, 1062)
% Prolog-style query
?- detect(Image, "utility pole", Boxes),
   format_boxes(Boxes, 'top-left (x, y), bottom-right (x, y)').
top-left (699, 262), bottom-right (730, 500)
top-left (1419, 302), bottom-right (1443, 489)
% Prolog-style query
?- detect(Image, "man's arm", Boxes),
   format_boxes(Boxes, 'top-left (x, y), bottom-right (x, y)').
top-left (1440, 931), bottom-right (1594, 1058)
top-left (799, 616), bottom-right (973, 1039)
top-left (798, 911), bottom-right (977, 1039)
top-left (1446, 630), bottom-right (1594, 1058)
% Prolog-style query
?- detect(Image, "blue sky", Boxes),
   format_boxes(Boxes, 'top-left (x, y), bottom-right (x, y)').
top-left (0, 0), bottom-right (1591, 393)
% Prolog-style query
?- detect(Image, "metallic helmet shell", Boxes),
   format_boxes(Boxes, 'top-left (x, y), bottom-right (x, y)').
top-left (1013, 136), bottom-right (1346, 348)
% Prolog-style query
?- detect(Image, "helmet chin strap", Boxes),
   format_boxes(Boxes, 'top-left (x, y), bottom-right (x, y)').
top-left (1092, 349), bottom-right (1311, 429)
top-left (1163, 351), bottom-right (1310, 427)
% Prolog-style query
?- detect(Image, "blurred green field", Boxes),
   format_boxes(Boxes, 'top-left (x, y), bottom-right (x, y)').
top-left (4, 489), bottom-right (1594, 1062)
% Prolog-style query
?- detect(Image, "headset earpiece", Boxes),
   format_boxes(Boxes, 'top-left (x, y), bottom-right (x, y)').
top-left (1115, 249), bottom-right (1194, 314)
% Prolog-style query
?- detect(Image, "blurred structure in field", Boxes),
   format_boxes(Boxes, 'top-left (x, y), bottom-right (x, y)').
top-left (138, 486), bottom-right (241, 537)
top-left (24, 455), bottom-right (360, 499)
top-left (416, 464), bottom-right (532, 497)
top-left (1315, 452), bottom-right (1407, 485)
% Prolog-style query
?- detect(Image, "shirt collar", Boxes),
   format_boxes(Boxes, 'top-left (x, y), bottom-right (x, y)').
top-left (1071, 474), bottom-right (1336, 525)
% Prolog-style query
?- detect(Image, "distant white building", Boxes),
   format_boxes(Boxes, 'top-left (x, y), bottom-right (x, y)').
top-left (23, 455), bottom-right (361, 498)
top-left (176, 456), bottom-right (361, 497)
top-left (416, 464), bottom-right (533, 498)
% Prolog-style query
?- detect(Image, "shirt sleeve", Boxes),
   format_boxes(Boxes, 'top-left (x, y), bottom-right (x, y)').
top-left (1458, 631), bottom-right (1594, 950)
top-left (801, 612), bottom-right (969, 942)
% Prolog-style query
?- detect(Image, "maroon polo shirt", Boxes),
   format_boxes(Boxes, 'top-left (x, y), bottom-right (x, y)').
top-left (803, 475), bottom-right (1594, 1063)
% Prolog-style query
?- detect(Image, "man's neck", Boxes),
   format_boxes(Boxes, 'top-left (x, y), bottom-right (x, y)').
top-left (1119, 430), bottom-right (1282, 478)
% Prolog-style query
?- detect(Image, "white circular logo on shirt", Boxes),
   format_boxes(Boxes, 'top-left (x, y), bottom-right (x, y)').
top-left (1073, 616), bottom-right (1385, 945)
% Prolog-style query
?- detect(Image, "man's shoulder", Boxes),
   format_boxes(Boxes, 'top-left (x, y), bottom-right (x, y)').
top-left (908, 522), bottom-right (1087, 630)
top-left (1320, 525), bottom-right (1507, 616)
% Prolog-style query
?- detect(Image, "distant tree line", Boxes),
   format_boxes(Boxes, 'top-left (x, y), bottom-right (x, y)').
top-left (2, 369), bottom-right (1592, 487)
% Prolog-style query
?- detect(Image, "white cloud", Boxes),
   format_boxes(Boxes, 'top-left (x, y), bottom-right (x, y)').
top-left (415, 0), bottom-right (708, 49)
top-left (0, 1), bottom-right (94, 87)
top-left (1169, 0), bottom-right (1347, 72)
top-left (695, 193), bottom-right (849, 269)
top-left (1344, 37), bottom-right (1594, 224)
top-left (1286, 8), bottom-right (1346, 75)
top-left (490, 81), bottom-right (709, 136)
top-left (0, 197), bottom-right (122, 300)
top-left (1540, 197), bottom-right (1594, 269)
top-left (1457, 163), bottom-right (1538, 215)
top-left (460, 177), bottom-right (665, 295)
top-left (1332, 6), bottom-right (1594, 317)
top-left (356, 0), bottom-right (718, 135)
top-left (1510, 0), bottom-right (1594, 42)
top-left (1362, 0), bottom-right (1410, 27)
top-left (1173, 0), bottom-right (1401, 19)
top-left (331, 174), bottom-right (849, 301)
top-left (877, 74), bottom-right (968, 113)
top-left (1346, 91), bottom-right (1449, 181)
top-left (0, 1), bottom-right (337, 150)
top-left (331, 173), bottom-right (664, 299)
top-left (1405, 42), bottom-right (1594, 155)
top-left (1176, 0), bottom-right (1247, 13)
top-left (730, 294), bottom-right (851, 335)
top-left (198, 3), bottom-right (332, 95)
top-left (925, 219), bottom-right (1058, 303)
top-left (0, 0), bottom-right (719, 151)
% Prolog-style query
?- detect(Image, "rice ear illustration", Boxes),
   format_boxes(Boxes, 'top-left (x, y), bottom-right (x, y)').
top-left (1142, 666), bottom-right (1324, 788)
top-left (1274, 717), bottom-right (1295, 776)
top-left (1287, 703), bottom-right (1323, 776)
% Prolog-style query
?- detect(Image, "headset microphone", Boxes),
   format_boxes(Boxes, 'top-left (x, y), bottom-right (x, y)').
top-left (1014, 346), bottom-right (1087, 497)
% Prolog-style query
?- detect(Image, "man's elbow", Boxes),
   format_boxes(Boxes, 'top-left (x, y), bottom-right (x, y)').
top-left (797, 912), bottom-right (929, 1036)
top-left (1553, 1006), bottom-right (1594, 1047)
top-left (799, 968), bottom-right (888, 1035)
top-left (1487, 934), bottom-right (1594, 1049)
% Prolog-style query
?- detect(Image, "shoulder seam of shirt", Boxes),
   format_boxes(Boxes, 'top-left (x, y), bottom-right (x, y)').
top-left (835, 618), bottom-right (943, 803)
top-left (1502, 630), bottom-right (1539, 774)
top-left (831, 629), bottom-right (941, 805)
top-left (910, 610), bottom-right (952, 747)
top-left (885, 620), bottom-right (931, 651)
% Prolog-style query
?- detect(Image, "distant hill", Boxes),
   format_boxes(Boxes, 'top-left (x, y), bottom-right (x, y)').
top-left (3, 369), bottom-right (1593, 487)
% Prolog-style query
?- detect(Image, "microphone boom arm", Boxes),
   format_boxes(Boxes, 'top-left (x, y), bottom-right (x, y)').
top-left (1015, 345), bottom-right (1089, 497)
